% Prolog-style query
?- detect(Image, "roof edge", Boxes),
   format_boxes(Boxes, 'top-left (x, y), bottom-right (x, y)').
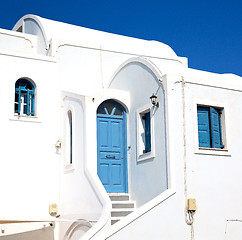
top-left (13, 14), bottom-right (48, 49)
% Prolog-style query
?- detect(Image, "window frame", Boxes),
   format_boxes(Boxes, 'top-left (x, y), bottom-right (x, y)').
top-left (136, 103), bottom-right (155, 162)
top-left (64, 107), bottom-right (75, 172)
top-left (66, 110), bottom-right (73, 165)
top-left (193, 98), bottom-right (231, 156)
top-left (197, 106), bottom-right (224, 149)
top-left (14, 78), bottom-right (35, 116)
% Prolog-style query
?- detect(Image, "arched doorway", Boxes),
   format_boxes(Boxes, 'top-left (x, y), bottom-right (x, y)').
top-left (97, 99), bottom-right (127, 193)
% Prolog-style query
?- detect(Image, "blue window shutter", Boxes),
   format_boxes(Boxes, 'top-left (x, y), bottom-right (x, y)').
top-left (31, 91), bottom-right (35, 116)
top-left (18, 88), bottom-right (21, 114)
top-left (15, 79), bottom-right (35, 116)
top-left (210, 107), bottom-right (223, 148)
top-left (15, 88), bottom-right (20, 114)
top-left (197, 107), bottom-right (210, 148)
top-left (27, 89), bottom-right (30, 115)
top-left (145, 112), bottom-right (151, 152)
top-left (218, 110), bottom-right (224, 148)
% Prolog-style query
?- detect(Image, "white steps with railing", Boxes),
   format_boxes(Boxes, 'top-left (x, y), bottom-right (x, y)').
top-left (109, 193), bottom-right (136, 225)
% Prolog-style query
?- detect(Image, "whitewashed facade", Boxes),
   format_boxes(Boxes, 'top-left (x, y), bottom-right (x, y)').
top-left (0, 14), bottom-right (242, 240)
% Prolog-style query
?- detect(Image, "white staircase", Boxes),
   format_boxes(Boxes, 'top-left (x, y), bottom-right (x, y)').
top-left (109, 193), bottom-right (136, 225)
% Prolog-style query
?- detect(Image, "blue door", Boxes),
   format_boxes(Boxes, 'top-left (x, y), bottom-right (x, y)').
top-left (97, 100), bottom-right (127, 193)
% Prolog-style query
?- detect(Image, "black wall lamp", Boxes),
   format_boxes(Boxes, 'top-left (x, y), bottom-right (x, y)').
top-left (150, 94), bottom-right (159, 107)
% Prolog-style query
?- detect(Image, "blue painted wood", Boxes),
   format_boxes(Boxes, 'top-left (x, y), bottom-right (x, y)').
top-left (218, 110), bottom-right (224, 149)
top-left (18, 88), bottom-right (21, 113)
top-left (31, 91), bottom-right (35, 116)
top-left (197, 106), bottom-right (224, 149)
top-left (197, 107), bottom-right (210, 148)
top-left (15, 80), bottom-right (35, 116)
top-left (27, 89), bottom-right (30, 115)
top-left (111, 104), bottom-right (117, 115)
top-left (210, 107), bottom-right (223, 148)
top-left (97, 100), bottom-right (127, 193)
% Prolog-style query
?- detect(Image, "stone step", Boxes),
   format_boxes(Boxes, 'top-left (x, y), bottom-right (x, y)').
top-left (112, 202), bottom-right (135, 209)
top-left (111, 219), bottom-right (120, 225)
top-left (109, 193), bottom-right (135, 225)
top-left (111, 209), bottom-right (133, 217)
top-left (109, 194), bottom-right (130, 201)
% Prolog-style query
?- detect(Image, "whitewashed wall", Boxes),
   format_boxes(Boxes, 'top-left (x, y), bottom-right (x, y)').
top-left (0, 28), bottom-right (37, 55)
top-left (0, 52), bottom-right (59, 220)
top-left (60, 93), bottom-right (104, 218)
top-left (110, 62), bottom-right (168, 207)
top-left (1, 14), bottom-right (242, 240)
top-left (182, 72), bottom-right (242, 240)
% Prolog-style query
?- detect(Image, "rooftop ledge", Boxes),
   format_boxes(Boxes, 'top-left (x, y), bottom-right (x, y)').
top-left (12, 14), bottom-right (180, 61)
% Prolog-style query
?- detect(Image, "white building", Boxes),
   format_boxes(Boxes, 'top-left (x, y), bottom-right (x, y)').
top-left (0, 14), bottom-right (242, 240)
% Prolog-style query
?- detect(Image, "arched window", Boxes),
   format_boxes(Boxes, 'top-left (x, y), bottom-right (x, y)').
top-left (14, 79), bottom-right (35, 116)
top-left (97, 99), bottom-right (124, 116)
top-left (66, 110), bottom-right (73, 165)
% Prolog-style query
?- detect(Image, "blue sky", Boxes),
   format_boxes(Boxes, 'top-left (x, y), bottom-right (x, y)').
top-left (0, 0), bottom-right (241, 76)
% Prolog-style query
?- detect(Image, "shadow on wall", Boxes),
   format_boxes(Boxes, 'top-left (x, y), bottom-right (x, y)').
top-left (1, 224), bottom-right (55, 240)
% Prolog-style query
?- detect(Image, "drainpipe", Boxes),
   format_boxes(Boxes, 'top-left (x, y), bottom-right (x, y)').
top-left (99, 45), bottom-right (104, 89)
top-left (181, 76), bottom-right (195, 240)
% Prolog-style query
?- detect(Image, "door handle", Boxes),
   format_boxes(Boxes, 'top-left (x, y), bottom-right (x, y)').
top-left (105, 155), bottom-right (115, 158)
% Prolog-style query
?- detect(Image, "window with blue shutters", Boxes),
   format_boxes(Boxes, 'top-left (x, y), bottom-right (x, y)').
top-left (197, 106), bottom-right (224, 149)
top-left (14, 79), bottom-right (35, 116)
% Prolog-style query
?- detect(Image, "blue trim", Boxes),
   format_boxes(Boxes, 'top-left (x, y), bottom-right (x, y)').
top-left (31, 91), bottom-right (35, 116)
top-left (15, 79), bottom-right (35, 116)
top-left (111, 103), bottom-right (117, 115)
top-left (18, 88), bottom-right (21, 114)
top-left (96, 114), bottom-right (123, 119)
top-left (197, 107), bottom-right (210, 148)
top-left (197, 106), bottom-right (224, 149)
top-left (218, 110), bottom-right (224, 149)
top-left (123, 109), bottom-right (128, 193)
top-left (27, 89), bottom-right (30, 115)
top-left (103, 103), bottom-right (109, 115)
top-left (97, 100), bottom-right (128, 193)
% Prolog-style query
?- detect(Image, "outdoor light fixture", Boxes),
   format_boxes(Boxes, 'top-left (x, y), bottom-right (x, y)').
top-left (150, 94), bottom-right (159, 107)
top-left (55, 139), bottom-right (61, 150)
